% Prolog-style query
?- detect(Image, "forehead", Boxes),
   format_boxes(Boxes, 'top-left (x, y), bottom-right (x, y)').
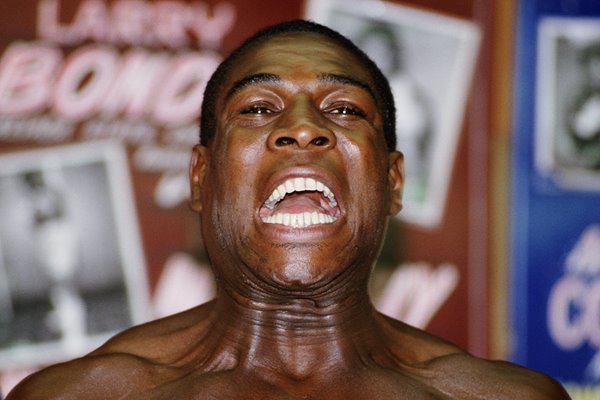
top-left (224, 32), bottom-right (374, 90)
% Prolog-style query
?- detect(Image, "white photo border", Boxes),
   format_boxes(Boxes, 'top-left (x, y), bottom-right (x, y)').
top-left (305, 0), bottom-right (481, 227)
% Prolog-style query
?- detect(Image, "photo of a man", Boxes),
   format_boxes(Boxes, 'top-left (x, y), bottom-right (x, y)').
top-left (0, 142), bottom-right (149, 369)
top-left (536, 17), bottom-right (600, 189)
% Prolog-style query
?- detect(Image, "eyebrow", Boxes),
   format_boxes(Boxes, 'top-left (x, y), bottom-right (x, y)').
top-left (225, 73), bottom-right (282, 100)
top-left (224, 72), bottom-right (376, 102)
top-left (316, 73), bottom-right (376, 101)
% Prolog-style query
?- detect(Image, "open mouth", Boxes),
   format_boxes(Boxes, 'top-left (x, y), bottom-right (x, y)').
top-left (259, 177), bottom-right (341, 228)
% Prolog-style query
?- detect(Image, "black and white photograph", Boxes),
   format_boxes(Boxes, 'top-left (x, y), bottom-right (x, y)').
top-left (305, 0), bottom-right (480, 227)
top-left (0, 141), bottom-right (150, 369)
top-left (536, 17), bottom-right (600, 190)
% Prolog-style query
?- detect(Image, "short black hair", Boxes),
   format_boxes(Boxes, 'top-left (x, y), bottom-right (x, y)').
top-left (200, 19), bottom-right (397, 151)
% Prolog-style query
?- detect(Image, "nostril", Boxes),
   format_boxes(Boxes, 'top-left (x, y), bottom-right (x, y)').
top-left (311, 136), bottom-right (329, 146)
top-left (275, 137), bottom-right (296, 146)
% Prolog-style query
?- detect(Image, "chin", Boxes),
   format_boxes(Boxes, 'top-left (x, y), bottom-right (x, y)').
top-left (244, 241), bottom-right (360, 291)
top-left (264, 258), bottom-right (337, 291)
top-left (278, 262), bottom-right (323, 287)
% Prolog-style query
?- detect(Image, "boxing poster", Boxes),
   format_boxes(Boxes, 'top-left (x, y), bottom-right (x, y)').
top-left (0, 0), bottom-right (484, 394)
top-left (512, 1), bottom-right (600, 397)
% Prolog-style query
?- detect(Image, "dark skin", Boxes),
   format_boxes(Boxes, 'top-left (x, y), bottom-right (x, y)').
top-left (8, 32), bottom-right (570, 399)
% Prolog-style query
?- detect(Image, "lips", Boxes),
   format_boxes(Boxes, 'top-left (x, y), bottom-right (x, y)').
top-left (259, 177), bottom-right (340, 228)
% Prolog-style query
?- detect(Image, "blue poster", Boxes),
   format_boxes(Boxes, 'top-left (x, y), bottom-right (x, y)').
top-left (512, 0), bottom-right (600, 397)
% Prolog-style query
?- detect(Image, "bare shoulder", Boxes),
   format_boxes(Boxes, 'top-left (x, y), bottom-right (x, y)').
top-left (377, 312), bottom-right (467, 362)
top-left (426, 352), bottom-right (572, 399)
top-left (7, 303), bottom-right (214, 400)
top-left (378, 314), bottom-right (571, 399)
top-left (6, 352), bottom-right (162, 400)
top-left (91, 301), bottom-right (214, 361)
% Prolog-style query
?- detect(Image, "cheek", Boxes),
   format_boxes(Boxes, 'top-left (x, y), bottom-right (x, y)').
top-left (207, 138), bottom-right (265, 217)
top-left (341, 134), bottom-right (388, 180)
top-left (342, 140), bottom-right (390, 218)
top-left (238, 140), bottom-right (266, 171)
top-left (219, 126), bottom-right (266, 168)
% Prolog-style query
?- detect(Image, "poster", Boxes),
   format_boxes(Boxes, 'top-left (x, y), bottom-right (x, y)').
top-left (512, 1), bottom-right (600, 397)
top-left (0, 0), bottom-right (485, 395)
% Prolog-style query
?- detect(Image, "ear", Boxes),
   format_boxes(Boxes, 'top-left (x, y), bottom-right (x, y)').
top-left (387, 151), bottom-right (404, 216)
top-left (189, 144), bottom-right (209, 213)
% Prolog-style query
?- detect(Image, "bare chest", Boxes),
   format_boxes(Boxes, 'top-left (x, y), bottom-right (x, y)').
top-left (130, 368), bottom-right (456, 400)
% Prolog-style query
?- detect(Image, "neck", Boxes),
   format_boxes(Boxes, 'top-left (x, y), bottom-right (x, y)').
top-left (205, 269), bottom-right (387, 380)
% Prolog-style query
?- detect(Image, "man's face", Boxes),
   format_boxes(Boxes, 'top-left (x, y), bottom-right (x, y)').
top-left (190, 32), bottom-right (403, 290)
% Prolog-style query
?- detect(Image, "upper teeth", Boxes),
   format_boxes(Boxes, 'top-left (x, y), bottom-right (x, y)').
top-left (263, 177), bottom-right (337, 210)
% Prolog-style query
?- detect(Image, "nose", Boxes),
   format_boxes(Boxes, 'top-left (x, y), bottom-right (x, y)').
top-left (267, 98), bottom-right (336, 151)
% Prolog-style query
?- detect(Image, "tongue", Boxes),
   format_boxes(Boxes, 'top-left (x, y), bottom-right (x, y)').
top-left (274, 192), bottom-right (325, 214)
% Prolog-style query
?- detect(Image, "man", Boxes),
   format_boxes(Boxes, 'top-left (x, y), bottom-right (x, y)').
top-left (8, 20), bottom-right (570, 399)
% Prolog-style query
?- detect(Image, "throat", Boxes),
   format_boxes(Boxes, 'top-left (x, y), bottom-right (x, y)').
top-left (222, 299), bottom-right (381, 380)
top-left (198, 286), bottom-right (390, 383)
top-left (214, 284), bottom-right (376, 339)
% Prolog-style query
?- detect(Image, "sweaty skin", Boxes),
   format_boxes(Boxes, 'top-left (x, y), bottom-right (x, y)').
top-left (8, 32), bottom-right (571, 400)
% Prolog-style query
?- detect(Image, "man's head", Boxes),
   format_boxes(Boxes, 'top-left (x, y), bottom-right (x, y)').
top-left (190, 20), bottom-right (403, 291)
top-left (200, 19), bottom-right (397, 152)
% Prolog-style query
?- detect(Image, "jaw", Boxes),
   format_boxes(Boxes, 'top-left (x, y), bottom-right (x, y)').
top-left (201, 158), bottom-right (388, 295)
top-left (239, 166), bottom-right (390, 290)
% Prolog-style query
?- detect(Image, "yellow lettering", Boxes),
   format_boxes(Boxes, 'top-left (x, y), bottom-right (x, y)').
top-left (565, 384), bottom-right (600, 400)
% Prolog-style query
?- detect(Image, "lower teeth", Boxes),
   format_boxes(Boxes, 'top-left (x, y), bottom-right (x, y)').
top-left (262, 211), bottom-right (335, 227)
